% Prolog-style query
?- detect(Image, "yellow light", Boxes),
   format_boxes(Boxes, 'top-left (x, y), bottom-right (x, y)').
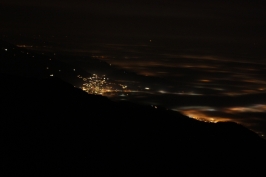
top-left (200, 79), bottom-right (210, 82)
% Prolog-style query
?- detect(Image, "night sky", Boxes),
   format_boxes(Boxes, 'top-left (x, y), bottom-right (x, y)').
top-left (1, 0), bottom-right (264, 42)
top-left (1, 0), bottom-right (266, 137)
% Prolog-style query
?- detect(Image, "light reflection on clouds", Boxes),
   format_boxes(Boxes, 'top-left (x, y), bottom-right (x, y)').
top-left (175, 109), bottom-right (232, 123)
top-left (99, 54), bottom-right (266, 96)
top-left (68, 42), bottom-right (266, 138)
top-left (172, 103), bottom-right (266, 137)
top-left (225, 104), bottom-right (266, 113)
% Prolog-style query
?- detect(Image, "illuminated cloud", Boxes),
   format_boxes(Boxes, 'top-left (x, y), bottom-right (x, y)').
top-left (225, 104), bottom-right (266, 113)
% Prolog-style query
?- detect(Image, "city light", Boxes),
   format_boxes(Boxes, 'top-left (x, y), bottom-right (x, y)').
top-left (78, 74), bottom-right (128, 95)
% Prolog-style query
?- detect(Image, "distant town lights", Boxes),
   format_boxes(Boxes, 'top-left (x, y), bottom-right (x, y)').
top-left (158, 90), bottom-right (166, 93)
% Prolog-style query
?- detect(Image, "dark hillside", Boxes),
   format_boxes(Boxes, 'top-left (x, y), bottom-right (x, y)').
top-left (1, 73), bottom-right (266, 176)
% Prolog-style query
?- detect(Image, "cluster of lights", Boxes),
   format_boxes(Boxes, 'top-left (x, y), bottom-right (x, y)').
top-left (78, 74), bottom-right (128, 95)
top-left (78, 74), bottom-right (108, 94)
top-left (188, 115), bottom-right (217, 123)
top-left (119, 84), bottom-right (127, 89)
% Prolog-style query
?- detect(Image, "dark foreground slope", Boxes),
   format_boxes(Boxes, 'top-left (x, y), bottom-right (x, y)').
top-left (1, 73), bottom-right (266, 176)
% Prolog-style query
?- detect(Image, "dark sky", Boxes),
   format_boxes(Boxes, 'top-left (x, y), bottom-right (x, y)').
top-left (1, 0), bottom-right (265, 40)
top-left (1, 0), bottom-right (265, 61)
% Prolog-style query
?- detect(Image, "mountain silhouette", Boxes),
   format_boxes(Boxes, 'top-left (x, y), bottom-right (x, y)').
top-left (1, 73), bottom-right (266, 176)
